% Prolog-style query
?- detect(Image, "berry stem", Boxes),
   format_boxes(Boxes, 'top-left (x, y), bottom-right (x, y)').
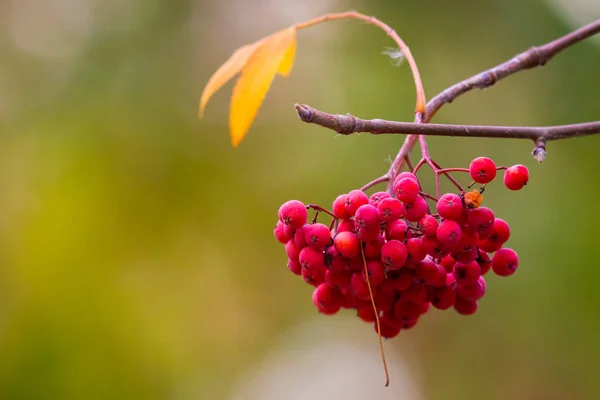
top-left (360, 242), bottom-right (390, 387)
top-left (419, 191), bottom-right (438, 202)
top-left (360, 175), bottom-right (389, 192)
top-left (306, 204), bottom-right (337, 219)
top-left (437, 168), bottom-right (469, 174)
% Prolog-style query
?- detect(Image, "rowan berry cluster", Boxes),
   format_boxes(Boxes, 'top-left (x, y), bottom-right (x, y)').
top-left (274, 157), bottom-right (528, 339)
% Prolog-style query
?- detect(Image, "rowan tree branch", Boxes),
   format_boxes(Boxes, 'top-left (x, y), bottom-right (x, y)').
top-left (295, 18), bottom-right (600, 188)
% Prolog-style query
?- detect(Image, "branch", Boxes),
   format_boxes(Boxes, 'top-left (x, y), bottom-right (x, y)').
top-left (297, 18), bottom-right (600, 186)
top-left (295, 103), bottom-right (600, 160)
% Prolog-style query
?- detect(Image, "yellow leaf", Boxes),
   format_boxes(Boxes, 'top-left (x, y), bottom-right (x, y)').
top-left (198, 40), bottom-right (263, 118)
top-left (277, 35), bottom-right (296, 76)
top-left (229, 27), bottom-right (296, 147)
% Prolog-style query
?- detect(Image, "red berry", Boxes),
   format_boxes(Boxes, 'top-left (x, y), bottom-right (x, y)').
top-left (486, 218), bottom-right (511, 246)
top-left (369, 191), bottom-right (391, 206)
top-left (436, 219), bottom-right (463, 247)
top-left (400, 283), bottom-right (428, 305)
top-left (278, 200), bottom-right (307, 229)
top-left (477, 238), bottom-right (503, 253)
top-left (357, 304), bottom-right (377, 323)
top-left (491, 248), bottom-right (519, 276)
top-left (340, 288), bottom-right (356, 309)
top-left (334, 231), bottom-right (360, 259)
top-left (357, 224), bottom-right (380, 242)
top-left (457, 276), bottom-right (486, 302)
top-left (363, 235), bottom-right (385, 259)
top-left (337, 219), bottom-right (354, 233)
top-left (405, 237), bottom-right (426, 267)
top-left (436, 193), bottom-right (464, 220)
top-left (389, 268), bottom-right (415, 291)
top-left (430, 285), bottom-right (456, 310)
top-left (440, 255), bottom-right (456, 273)
top-left (385, 219), bottom-right (407, 241)
top-left (467, 207), bottom-right (495, 238)
top-left (299, 247), bottom-right (325, 272)
top-left (469, 157), bottom-right (497, 184)
top-left (504, 164), bottom-right (529, 190)
top-left (453, 261), bottom-right (481, 286)
top-left (350, 272), bottom-right (372, 300)
top-left (304, 223), bottom-right (331, 250)
top-left (274, 221), bottom-right (291, 244)
top-left (421, 235), bottom-right (450, 259)
top-left (285, 240), bottom-right (301, 261)
top-left (324, 246), bottom-right (346, 272)
top-left (332, 194), bottom-right (351, 219)
top-left (293, 224), bottom-right (309, 248)
top-left (375, 290), bottom-right (396, 312)
top-left (355, 204), bottom-right (380, 229)
top-left (381, 240), bottom-right (408, 270)
top-left (394, 300), bottom-right (422, 321)
top-left (361, 260), bottom-right (386, 286)
top-left (312, 283), bottom-right (343, 315)
top-left (345, 190), bottom-right (369, 216)
top-left (377, 197), bottom-right (403, 222)
top-left (325, 269), bottom-right (352, 289)
top-left (377, 316), bottom-right (402, 339)
top-left (477, 251), bottom-right (492, 275)
top-left (454, 297), bottom-right (478, 315)
top-left (395, 171), bottom-right (418, 183)
top-left (419, 215), bottom-right (439, 237)
top-left (302, 265), bottom-right (326, 286)
top-left (394, 177), bottom-right (420, 203)
top-left (287, 258), bottom-right (302, 275)
top-left (401, 196), bottom-right (428, 222)
top-left (415, 259), bottom-right (446, 287)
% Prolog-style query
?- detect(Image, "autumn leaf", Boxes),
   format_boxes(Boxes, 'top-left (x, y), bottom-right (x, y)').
top-left (199, 26), bottom-right (297, 147)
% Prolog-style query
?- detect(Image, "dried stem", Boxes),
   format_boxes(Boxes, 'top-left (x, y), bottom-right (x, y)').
top-left (296, 10), bottom-right (426, 115)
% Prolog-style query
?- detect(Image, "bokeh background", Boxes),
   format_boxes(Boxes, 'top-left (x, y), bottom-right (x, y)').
top-left (0, 0), bottom-right (599, 399)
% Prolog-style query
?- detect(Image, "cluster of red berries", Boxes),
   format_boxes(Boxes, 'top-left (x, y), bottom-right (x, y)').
top-left (274, 157), bottom-right (529, 338)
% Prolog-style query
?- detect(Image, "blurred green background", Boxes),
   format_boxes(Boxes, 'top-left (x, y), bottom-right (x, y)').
top-left (0, 0), bottom-right (599, 399)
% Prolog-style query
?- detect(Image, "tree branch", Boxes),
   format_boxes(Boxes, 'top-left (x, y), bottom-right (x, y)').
top-left (296, 18), bottom-right (600, 186)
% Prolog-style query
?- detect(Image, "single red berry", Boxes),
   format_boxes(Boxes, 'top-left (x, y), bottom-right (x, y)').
top-left (504, 164), bottom-right (529, 190)
top-left (394, 171), bottom-right (418, 183)
top-left (293, 224), bottom-right (309, 248)
top-left (369, 191), bottom-right (391, 206)
top-left (454, 297), bottom-right (478, 315)
top-left (304, 223), bottom-right (331, 250)
top-left (337, 219), bottom-right (355, 233)
top-left (394, 177), bottom-right (420, 203)
top-left (491, 248), bottom-right (519, 276)
top-left (377, 197), bottom-right (403, 222)
top-left (486, 218), bottom-right (511, 246)
top-left (287, 258), bottom-right (302, 275)
top-left (302, 265), bottom-right (326, 286)
top-left (477, 251), bottom-right (492, 275)
top-left (345, 190), bottom-right (369, 216)
top-left (299, 246), bottom-right (325, 272)
top-left (312, 283), bottom-right (343, 315)
top-left (274, 221), bottom-right (291, 244)
top-left (361, 260), bottom-right (386, 286)
top-left (430, 285), bottom-right (456, 310)
top-left (405, 237), bottom-right (426, 267)
top-left (340, 288), bottom-right (357, 309)
top-left (440, 255), bottom-right (456, 273)
top-left (394, 300), bottom-right (422, 321)
top-left (469, 157), bottom-right (497, 184)
top-left (436, 219), bottom-right (463, 247)
top-left (325, 269), bottom-right (352, 289)
top-left (357, 224), bottom-right (381, 242)
top-left (457, 276), bottom-right (486, 302)
top-left (332, 194), bottom-right (351, 219)
top-left (401, 196), bottom-right (428, 222)
top-left (375, 290), bottom-right (396, 312)
top-left (381, 240), bottom-right (408, 270)
top-left (467, 207), bottom-right (495, 238)
top-left (451, 247), bottom-right (478, 264)
top-left (355, 204), bottom-right (380, 229)
top-left (451, 226), bottom-right (479, 263)
top-left (415, 259), bottom-right (446, 287)
top-left (477, 238), bottom-right (503, 253)
top-left (346, 257), bottom-right (363, 272)
top-left (324, 246), bottom-right (346, 272)
top-left (377, 316), bottom-right (402, 339)
top-left (385, 219), bottom-right (407, 241)
top-left (389, 268), bottom-right (415, 291)
top-left (436, 193), bottom-right (464, 220)
top-left (453, 261), bottom-right (481, 286)
top-left (363, 235), bottom-right (385, 259)
top-left (357, 304), bottom-right (377, 323)
top-left (400, 282), bottom-right (428, 305)
top-left (285, 240), bottom-right (301, 261)
top-left (419, 215), bottom-right (439, 237)
top-left (421, 235), bottom-right (451, 259)
top-left (334, 231), bottom-right (360, 259)
top-left (419, 301), bottom-right (431, 315)
top-left (278, 200), bottom-right (308, 229)
top-left (350, 272), bottom-right (372, 300)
